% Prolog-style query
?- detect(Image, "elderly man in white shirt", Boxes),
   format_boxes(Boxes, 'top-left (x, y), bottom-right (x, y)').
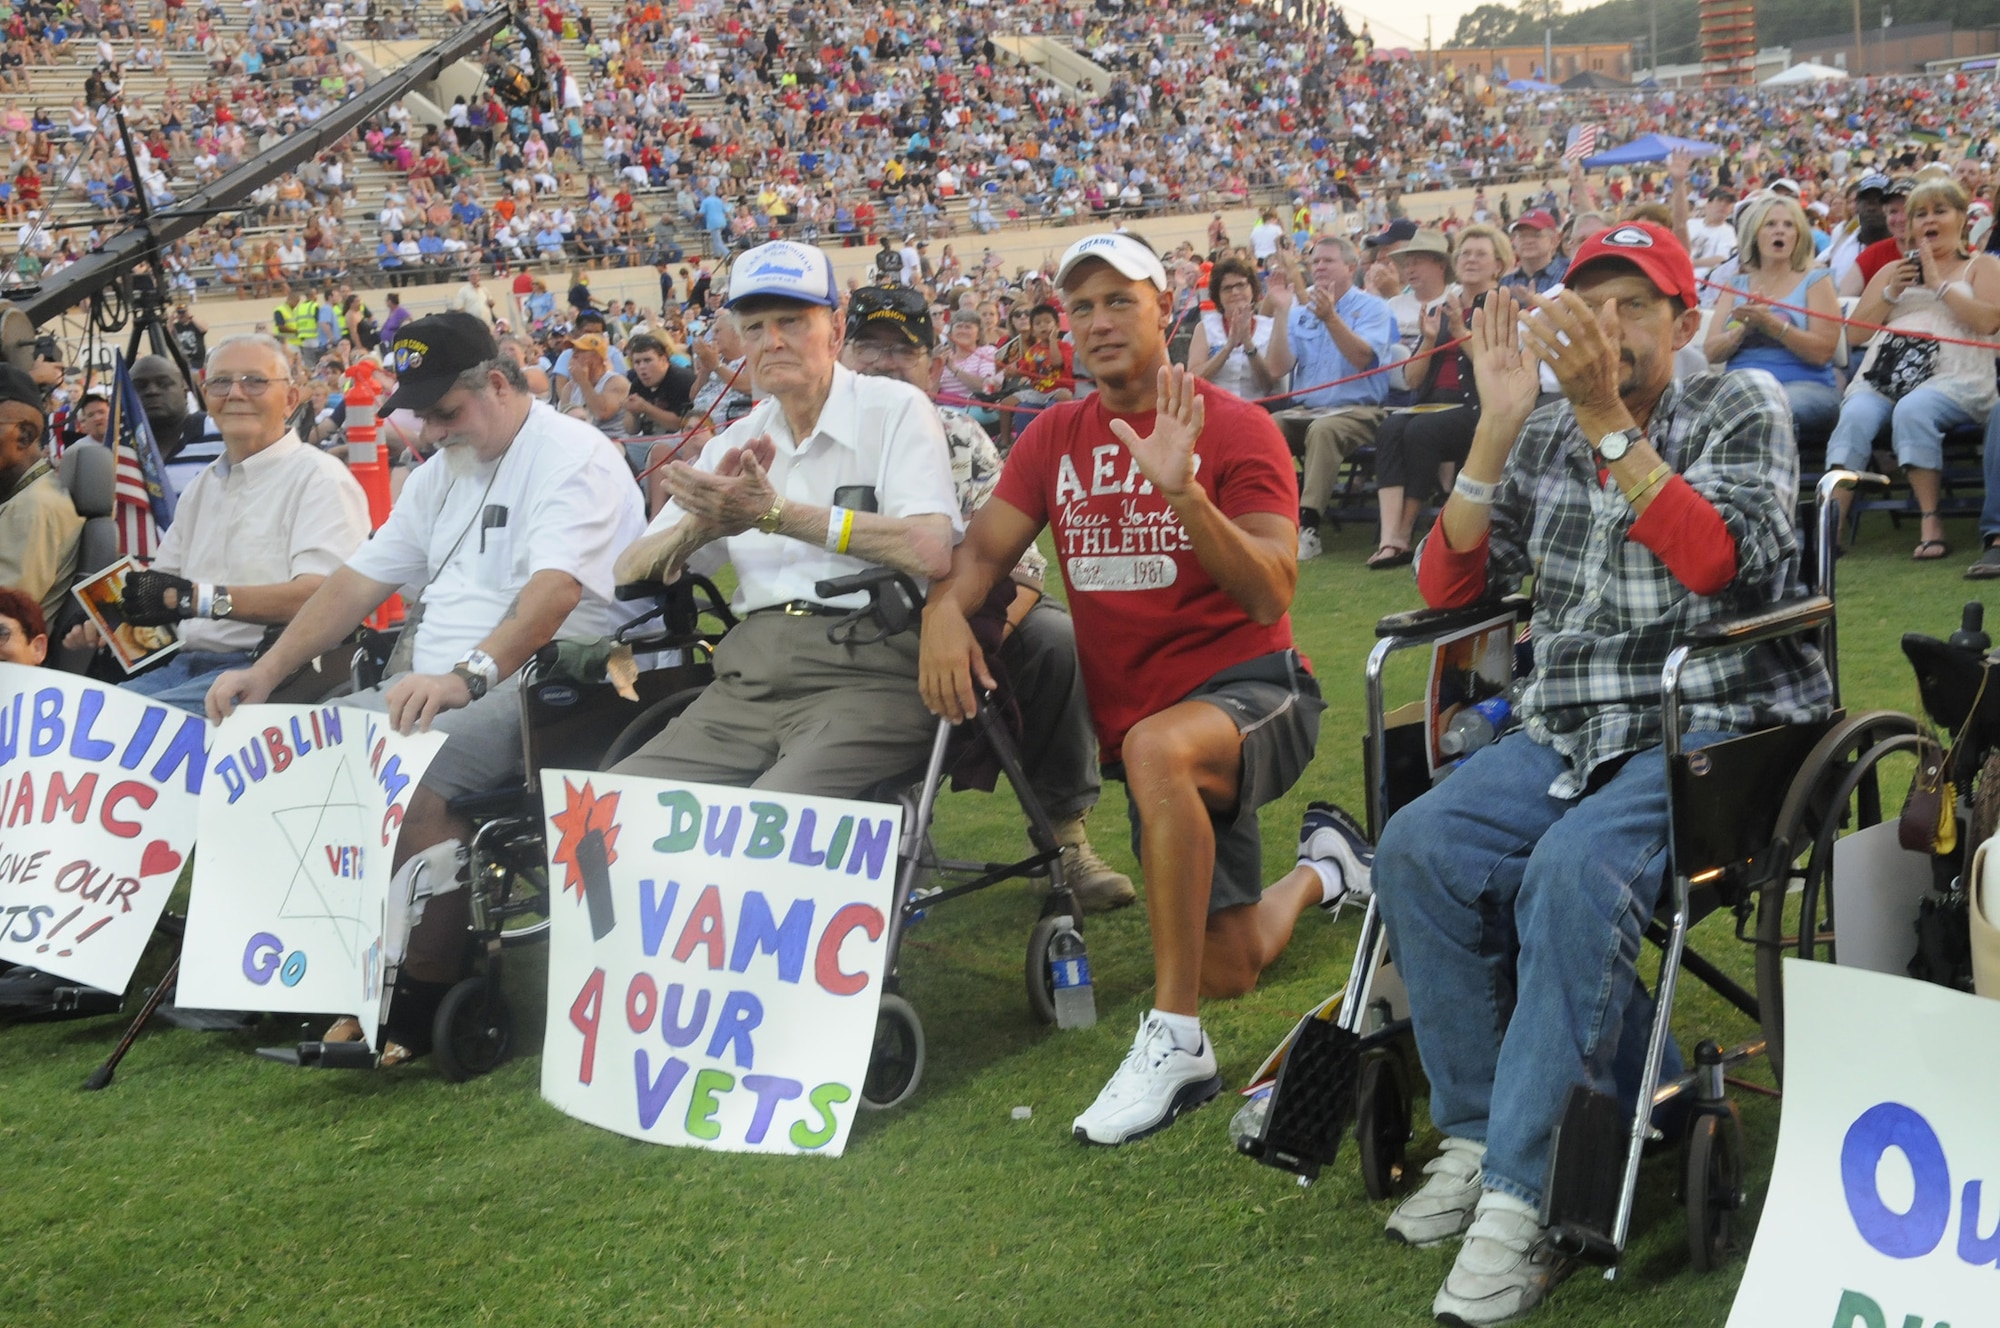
top-left (73, 333), bottom-right (370, 712)
top-left (207, 311), bottom-right (645, 1054)
top-left (613, 240), bottom-right (960, 795)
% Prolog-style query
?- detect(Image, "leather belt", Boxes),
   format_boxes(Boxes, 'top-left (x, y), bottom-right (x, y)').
top-left (752, 600), bottom-right (847, 618)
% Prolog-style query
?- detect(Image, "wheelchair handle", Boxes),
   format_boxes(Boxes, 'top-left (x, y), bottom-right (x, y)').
top-left (814, 566), bottom-right (928, 607)
top-left (612, 572), bottom-right (738, 648)
top-left (1375, 592), bottom-right (1531, 640)
top-left (813, 567), bottom-right (927, 648)
top-left (1685, 595), bottom-right (1833, 650)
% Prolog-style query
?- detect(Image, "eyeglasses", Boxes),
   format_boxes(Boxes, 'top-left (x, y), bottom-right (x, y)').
top-left (201, 373), bottom-right (278, 398)
top-left (849, 341), bottom-right (922, 365)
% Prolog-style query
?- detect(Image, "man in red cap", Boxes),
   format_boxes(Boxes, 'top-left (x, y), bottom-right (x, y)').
top-left (1367, 221), bottom-right (1831, 1324)
top-left (1501, 208), bottom-right (1568, 295)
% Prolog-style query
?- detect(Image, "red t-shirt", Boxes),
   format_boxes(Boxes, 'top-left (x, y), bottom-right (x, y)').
top-left (1856, 236), bottom-right (1905, 288)
top-left (992, 385), bottom-right (1301, 761)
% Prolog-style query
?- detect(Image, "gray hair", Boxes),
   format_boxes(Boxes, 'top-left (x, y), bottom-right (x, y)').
top-left (1311, 233), bottom-right (1360, 266)
top-left (451, 356), bottom-right (530, 396)
top-left (205, 333), bottom-right (295, 381)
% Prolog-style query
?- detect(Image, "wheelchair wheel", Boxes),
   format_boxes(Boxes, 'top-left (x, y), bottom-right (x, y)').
top-left (859, 993), bottom-right (924, 1111)
top-left (1024, 913), bottom-right (1069, 1026)
top-left (496, 863), bottom-right (553, 948)
top-left (598, 687), bottom-right (706, 769)
top-left (1756, 710), bottom-right (1932, 1084)
top-left (1683, 1103), bottom-right (1745, 1272)
top-left (1355, 1052), bottom-right (1412, 1201)
top-left (431, 976), bottom-right (514, 1083)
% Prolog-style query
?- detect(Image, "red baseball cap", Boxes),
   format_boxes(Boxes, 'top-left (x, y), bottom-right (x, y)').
top-left (1564, 221), bottom-right (1699, 309)
top-left (1509, 208), bottom-right (1560, 232)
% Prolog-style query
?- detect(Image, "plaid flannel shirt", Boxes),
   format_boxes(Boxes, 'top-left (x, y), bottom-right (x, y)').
top-left (1426, 368), bottom-right (1834, 798)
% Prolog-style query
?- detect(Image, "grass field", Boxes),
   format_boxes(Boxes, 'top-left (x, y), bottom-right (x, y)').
top-left (1, 506), bottom-right (1986, 1328)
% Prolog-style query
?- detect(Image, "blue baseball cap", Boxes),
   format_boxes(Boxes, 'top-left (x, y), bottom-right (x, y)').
top-left (724, 241), bottom-right (839, 309)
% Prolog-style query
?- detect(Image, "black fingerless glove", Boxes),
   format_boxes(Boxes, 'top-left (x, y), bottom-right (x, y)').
top-left (121, 569), bottom-right (198, 626)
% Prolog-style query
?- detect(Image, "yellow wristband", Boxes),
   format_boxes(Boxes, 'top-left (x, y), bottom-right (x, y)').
top-left (1623, 461), bottom-right (1672, 505)
top-left (835, 506), bottom-right (855, 555)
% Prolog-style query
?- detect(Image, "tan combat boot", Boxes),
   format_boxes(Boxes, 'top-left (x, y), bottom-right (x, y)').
top-left (1050, 814), bottom-right (1136, 913)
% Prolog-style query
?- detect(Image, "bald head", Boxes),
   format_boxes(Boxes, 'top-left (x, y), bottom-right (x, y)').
top-left (131, 354), bottom-right (190, 441)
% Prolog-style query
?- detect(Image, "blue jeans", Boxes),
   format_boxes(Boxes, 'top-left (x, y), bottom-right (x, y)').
top-left (1372, 728), bottom-right (1726, 1205)
top-left (1978, 405), bottom-right (2000, 540)
top-left (1782, 379), bottom-right (1843, 442)
top-left (1825, 384), bottom-right (1981, 473)
top-left (123, 649), bottom-right (254, 715)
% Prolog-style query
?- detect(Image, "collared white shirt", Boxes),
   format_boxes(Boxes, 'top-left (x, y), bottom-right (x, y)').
top-left (346, 403), bottom-right (647, 675)
top-left (643, 363), bottom-right (960, 614)
top-left (153, 431), bottom-right (372, 653)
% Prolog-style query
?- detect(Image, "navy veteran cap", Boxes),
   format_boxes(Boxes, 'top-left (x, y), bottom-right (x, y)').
top-left (380, 311), bottom-right (499, 414)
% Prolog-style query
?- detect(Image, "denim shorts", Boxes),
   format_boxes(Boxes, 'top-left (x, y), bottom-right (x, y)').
top-left (1111, 650), bottom-right (1325, 913)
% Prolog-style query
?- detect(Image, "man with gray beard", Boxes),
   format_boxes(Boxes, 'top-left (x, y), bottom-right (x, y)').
top-left (206, 312), bottom-right (645, 1057)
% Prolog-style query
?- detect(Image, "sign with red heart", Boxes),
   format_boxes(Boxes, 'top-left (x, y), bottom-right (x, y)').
top-left (0, 666), bottom-right (208, 994)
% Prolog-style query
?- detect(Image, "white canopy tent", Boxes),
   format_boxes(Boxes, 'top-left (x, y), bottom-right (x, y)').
top-left (1761, 62), bottom-right (1851, 85)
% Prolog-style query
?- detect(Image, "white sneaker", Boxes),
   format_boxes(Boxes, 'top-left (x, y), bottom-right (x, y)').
top-left (1432, 1192), bottom-right (1571, 1327)
top-left (1299, 801), bottom-right (1374, 911)
top-left (1298, 526), bottom-right (1324, 561)
top-left (1385, 1137), bottom-right (1486, 1247)
top-left (1072, 1013), bottom-right (1222, 1146)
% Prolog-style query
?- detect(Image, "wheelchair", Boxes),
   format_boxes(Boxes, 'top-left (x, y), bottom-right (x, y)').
top-left (1239, 470), bottom-right (1941, 1276)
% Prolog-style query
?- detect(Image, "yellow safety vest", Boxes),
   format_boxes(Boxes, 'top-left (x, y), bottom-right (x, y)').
top-left (274, 300), bottom-right (303, 344)
top-left (291, 300), bottom-right (320, 345)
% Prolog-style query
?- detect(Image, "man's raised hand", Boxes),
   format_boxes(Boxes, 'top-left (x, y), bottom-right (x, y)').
top-left (1518, 288), bottom-right (1623, 414)
top-left (1109, 363), bottom-right (1205, 499)
top-left (1465, 287), bottom-right (1540, 424)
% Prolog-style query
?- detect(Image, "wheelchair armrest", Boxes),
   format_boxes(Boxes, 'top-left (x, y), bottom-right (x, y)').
top-left (616, 579), bottom-right (666, 601)
top-left (1685, 595), bottom-right (1832, 651)
top-left (1375, 593), bottom-right (1531, 640)
top-left (813, 566), bottom-right (927, 608)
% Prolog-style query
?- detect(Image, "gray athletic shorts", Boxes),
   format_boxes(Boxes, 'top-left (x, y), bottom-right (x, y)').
top-left (1112, 649), bottom-right (1325, 913)
top-left (342, 673), bottom-right (524, 801)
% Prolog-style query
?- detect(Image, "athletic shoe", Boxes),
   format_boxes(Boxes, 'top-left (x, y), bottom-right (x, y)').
top-left (1072, 1013), bottom-right (1222, 1146)
top-left (1432, 1192), bottom-right (1571, 1327)
top-left (1300, 800), bottom-right (1374, 910)
top-left (1052, 815), bottom-right (1137, 912)
top-left (1298, 526), bottom-right (1324, 561)
top-left (1386, 1136), bottom-right (1486, 1247)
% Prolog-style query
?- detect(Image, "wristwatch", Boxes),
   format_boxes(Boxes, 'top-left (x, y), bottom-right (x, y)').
top-left (453, 648), bottom-right (499, 701)
top-left (1595, 428), bottom-right (1643, 463)
top-left (211, 585), bottom-right (234, 619)
top-left (755, 493), bottom-right (786, 534)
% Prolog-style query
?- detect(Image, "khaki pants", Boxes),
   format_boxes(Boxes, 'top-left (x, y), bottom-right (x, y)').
top-left (1274, 406), bottom-right (1386, 519)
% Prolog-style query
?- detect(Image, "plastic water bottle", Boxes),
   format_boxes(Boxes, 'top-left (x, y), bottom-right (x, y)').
top-left (1229, 1082), bottom-right (1273, 1150)
top-left (1439, 694), bottom-right (1513, 757)
top-left (1049, 921), bottom-right (1097, 1029)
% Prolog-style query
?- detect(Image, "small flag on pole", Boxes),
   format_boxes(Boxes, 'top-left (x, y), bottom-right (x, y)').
top-left (106, 351), bottom-right (176, 559)
top-left (1564, 125), bottom-right (1599, 162)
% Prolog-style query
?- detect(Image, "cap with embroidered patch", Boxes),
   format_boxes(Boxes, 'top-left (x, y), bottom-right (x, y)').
top-left (1564, 220), bottom-right (1698, 309)
top-left (379, 311), bottom-right (498, 414)
top-left (724, 240), bottom-right (839, 308)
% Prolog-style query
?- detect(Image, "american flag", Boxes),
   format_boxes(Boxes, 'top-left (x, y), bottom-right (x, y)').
top-left (1564, 125), bottom-right (1599, 162)
top-left (105, 352), bottom-right (175, 559)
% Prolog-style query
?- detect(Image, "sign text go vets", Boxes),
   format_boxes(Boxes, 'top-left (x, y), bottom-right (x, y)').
top-left (1728, 961), bottom-right (2000, 1328)
top-left (0, 664), bottom-right (205, 992)
top-left (179, 704), bottom-right (444, 1045)
top-left (539, 771), bottom-right (898, 1156)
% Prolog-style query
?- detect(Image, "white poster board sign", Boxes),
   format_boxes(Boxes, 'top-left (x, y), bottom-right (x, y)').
top-left (179, 705), bottom-right (444, 1044)
top-left (1727, 961), bottom-right (2000, 1328)
top-left (0, 664), bottom-right (207, 993)
top-left (538, 771), bottom-right (899, 1156)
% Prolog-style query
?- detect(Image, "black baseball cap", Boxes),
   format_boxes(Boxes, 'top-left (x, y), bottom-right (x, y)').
top-left (0, 365), bottom-right (43, 416)
top-left (1367, 218), bottom-right (1418, 248)
top-left (845, 285), bottom-right (934, 350)
top-left (381, 312), bottom-right (499, 413)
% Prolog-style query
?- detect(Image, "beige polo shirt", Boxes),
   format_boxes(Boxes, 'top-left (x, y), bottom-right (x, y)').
top-left (152, 431), bottom-right (371, 653)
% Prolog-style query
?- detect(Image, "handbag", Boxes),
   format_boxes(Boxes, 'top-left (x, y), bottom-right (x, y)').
top-left (1863, 331), bottom-right (1941, 402)
top-left (1900, 666), bottom-right (1987, 854)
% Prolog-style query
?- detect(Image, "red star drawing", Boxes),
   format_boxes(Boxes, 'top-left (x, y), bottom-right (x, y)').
top-left (549, 778), bottom-right (622, 900)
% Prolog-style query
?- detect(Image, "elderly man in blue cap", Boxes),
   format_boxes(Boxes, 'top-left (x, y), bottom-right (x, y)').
top-left (612, 240), bottom-right (961, 795)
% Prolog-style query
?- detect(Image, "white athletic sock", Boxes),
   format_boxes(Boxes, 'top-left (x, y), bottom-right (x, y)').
top-left (1299, 855), bottom-right (1344, 902)
top-left (1151, 1007), bottom-right (1203, 1053)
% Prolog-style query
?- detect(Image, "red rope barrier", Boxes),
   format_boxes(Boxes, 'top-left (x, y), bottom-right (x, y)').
top-left (632, 358), bottom-right (747, 481)
top-left (1696, 273), bottom-right (2000, 353)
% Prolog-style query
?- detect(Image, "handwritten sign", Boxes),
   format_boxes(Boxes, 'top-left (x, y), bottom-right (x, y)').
top-left (178, 705), bottom-right (443, 1045)
top-left (538, 771), bottom-right (898, 1156)
top-left (0, 665), bottom-right (206, 993)
top-left (1727, 961), bottom-right (2000, 1328)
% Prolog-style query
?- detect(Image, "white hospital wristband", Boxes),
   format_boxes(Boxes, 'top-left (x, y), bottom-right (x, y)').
top-left (825, 506), bottom-right (847, 551)
top-left (1453, 474), bottom-right (1500, 506)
